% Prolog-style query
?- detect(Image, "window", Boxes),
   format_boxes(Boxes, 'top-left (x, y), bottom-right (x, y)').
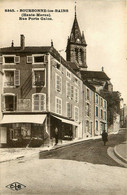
top-left (74, 106), bottom-right (79, 121)
top-left (96, 121), bottom-right (98, 131)
top-left (104, 111), bottom-right (106, 120)
top-left (101, 109), bottom-right (103, 119)
top-left (33, 69), bottom-right (45, 87)
top-left (32, 93), bottom-right (46, 111)
top-left (104, 100), bottom-right (106, 109)
top-left (96, 94), bottom-right (98, 104)
top-left (56, 74), bottom-right (62, 93)
top-left (55, 97), bottom-right (62, 115)
top-left (74, 87), bottom-right (79, 102)
top-left (66, 102), bottom-right (72, 118)
top-left (86, 103), bottom-right (90, 116)
top-left (75, 48), bottom-right (78, 62)
top-left (27, 54), bottom-right (47, 64)
top-left (3, 94), bottom-right (16, 111)
top-left (4, 70), bottom-right (20, 87)
top-left (87, 88), bottom-right (90, 100)
top-left (1, 55), bottom-right (20, 65)
top-left (66, 81), bottom-right (71, 98)
top-left (100, 98), bottom-right (103, 107)
top-left (33, 55), bottom-right (45, 64)
top-left (96, 106), bottom-right (98, 117)
top-left (34, 56), bottom-right (44, 63)
top-left (56, 63), bottom-right (61, 70)
top-left (86, 120), bottom-right (89, 133)
top-left (66, 70), bottom-right (71, 79)
top-left (74, 77), bottom-right (78, 85)
top-left (71, 86), bottom-right (74, 100)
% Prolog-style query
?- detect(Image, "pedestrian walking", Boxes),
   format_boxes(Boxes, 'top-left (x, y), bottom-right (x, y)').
top-left (54, 127), bottom-right (59, 145)
top-left (102, 130), bottom-right (108, 146)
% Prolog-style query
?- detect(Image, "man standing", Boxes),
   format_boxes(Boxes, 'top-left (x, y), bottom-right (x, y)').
top-left (102, 130), bottom-right (108, 146)
top-left (54, 127), bottom-right (59, 145)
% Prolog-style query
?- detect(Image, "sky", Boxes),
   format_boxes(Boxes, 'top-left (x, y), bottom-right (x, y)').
top-left (0, 0), bottom-right (126, 104)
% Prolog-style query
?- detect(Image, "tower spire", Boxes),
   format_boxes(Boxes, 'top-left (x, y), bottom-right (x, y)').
top-left (75, 0), bottom-right (77, 17)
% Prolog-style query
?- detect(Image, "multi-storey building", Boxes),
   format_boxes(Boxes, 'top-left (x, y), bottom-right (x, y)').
top-left (94, 93), bottom-right (107, 135)
top-left (0, 9), bottom-right (108, 147)
top-left (0, 35), bottom-right (85, 147)
top-left (0, 67), bottom-right (3, 121)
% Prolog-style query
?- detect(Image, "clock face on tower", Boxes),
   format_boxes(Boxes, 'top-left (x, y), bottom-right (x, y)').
top-left (76, 38), bottom-right (80, 43)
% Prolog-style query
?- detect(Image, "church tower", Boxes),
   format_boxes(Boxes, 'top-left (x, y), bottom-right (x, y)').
top-left (66, 6), bottom-right (87, 69)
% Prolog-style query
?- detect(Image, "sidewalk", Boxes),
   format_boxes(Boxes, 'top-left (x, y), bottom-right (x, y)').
top-left (114, 141), bottom-right (127, 164)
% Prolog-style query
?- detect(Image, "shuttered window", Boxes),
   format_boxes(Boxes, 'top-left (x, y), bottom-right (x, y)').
top-left (4, 70), bottom-right (20, 87)
top-left (56, 74), bottom-right (62, 92)
top-left (74, 106), bottom-right (79, 121)
top-left (74, 87), bottom-right (79, 102)
top-left (1, 56), bottom-right (20, 64)
top-left (96, 106), bottom-right (98, 117)
top-left (33, 69), bottom-right (45, 87)
top-left (56, 97), bottom-right (62, 115)
top-left (86, 88), bottom-right (90, 100)
top-left (33, 94), bottom-right (46, 111)
top-left (66, 81), bottom-right (71, 98)
top-left (67, 102), bottom-right (72, 118)
top-left (71, 86), bottom-right (74, 100)
top-left (86, 103), bottom-right (90, 116)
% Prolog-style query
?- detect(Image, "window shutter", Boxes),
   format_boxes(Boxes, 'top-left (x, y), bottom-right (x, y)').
top-left (89, 105), bottom-right (91, 117)
top-left (14, 70), bottom-right (20, 86)
top-left (41, 94), bottom-right (46, 111)
top-left (44, 55), bottom-right (48, 63)
top-left (1, 95), bottom-right (4, 111)
top-left (0, 56), bottom-right (3, 64)
top-left (15, 56), bottom-right (20, 63)
top-left (27, 56), bottom-right (32, 63)
top-left (70, 104), bottom-right (72, 118)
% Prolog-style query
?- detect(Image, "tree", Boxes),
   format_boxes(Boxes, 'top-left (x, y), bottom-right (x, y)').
top-left (100, 90), bottom-right (121, 127)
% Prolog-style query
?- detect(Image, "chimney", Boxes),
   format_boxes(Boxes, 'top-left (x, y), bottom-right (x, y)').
top-left (11, 40), bottom-right (14, 47)
top-left (102, 66), bottom-right (104, 72)
top-left (51, 39), bottom-right (53, 47)
top-left (20, 34), bottom-right (25, 50)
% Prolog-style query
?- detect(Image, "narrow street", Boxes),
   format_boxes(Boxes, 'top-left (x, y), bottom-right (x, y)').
top-left (0, 130), bottom-right (126, 195)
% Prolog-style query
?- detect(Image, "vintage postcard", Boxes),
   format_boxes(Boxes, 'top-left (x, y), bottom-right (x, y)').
top-left (0, 0), bottom-right (126, 194)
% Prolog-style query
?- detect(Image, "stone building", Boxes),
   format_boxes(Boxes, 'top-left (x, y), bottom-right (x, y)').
top-left (0, 9), bottom-right (108, 147)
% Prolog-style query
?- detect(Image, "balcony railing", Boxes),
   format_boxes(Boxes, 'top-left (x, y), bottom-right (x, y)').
top-left (33, 81), bottom-right (45, 87)
top-left (4, 81), bottom-right (14, 86)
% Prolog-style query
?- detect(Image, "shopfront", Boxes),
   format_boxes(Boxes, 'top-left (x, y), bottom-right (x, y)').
top-left (50, 114), bottom-right (79, 144)
top-left (0, 114), bottom-right (47, 147)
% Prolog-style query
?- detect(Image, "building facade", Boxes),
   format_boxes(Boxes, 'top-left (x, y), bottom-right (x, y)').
top-left (0, 11), bottom-right (108, 147)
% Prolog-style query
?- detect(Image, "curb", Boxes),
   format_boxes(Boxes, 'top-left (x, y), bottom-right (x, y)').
top-left (114, 146), bottom-right (127, 164)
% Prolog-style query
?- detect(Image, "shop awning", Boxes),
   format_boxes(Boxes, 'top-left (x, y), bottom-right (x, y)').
top-left (51, 115), bottom-right (79, 126)
top-left (0, 114), bottom-right (46, 124)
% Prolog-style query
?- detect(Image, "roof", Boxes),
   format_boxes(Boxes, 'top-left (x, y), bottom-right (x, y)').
top-left (69, 15), bottom-right (87, 46)
top-left (0, 46), bottom-right (51, 53)
top-left (0, 45), bottom-right (82, 80)
top-left (81, 71), bottom-right (110, 80)
top-left (67, 61), bottom-right (79, 70)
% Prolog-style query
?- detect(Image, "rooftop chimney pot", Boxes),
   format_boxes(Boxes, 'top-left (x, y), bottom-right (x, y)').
top-left (20, 34), bottom-right (25, 50)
